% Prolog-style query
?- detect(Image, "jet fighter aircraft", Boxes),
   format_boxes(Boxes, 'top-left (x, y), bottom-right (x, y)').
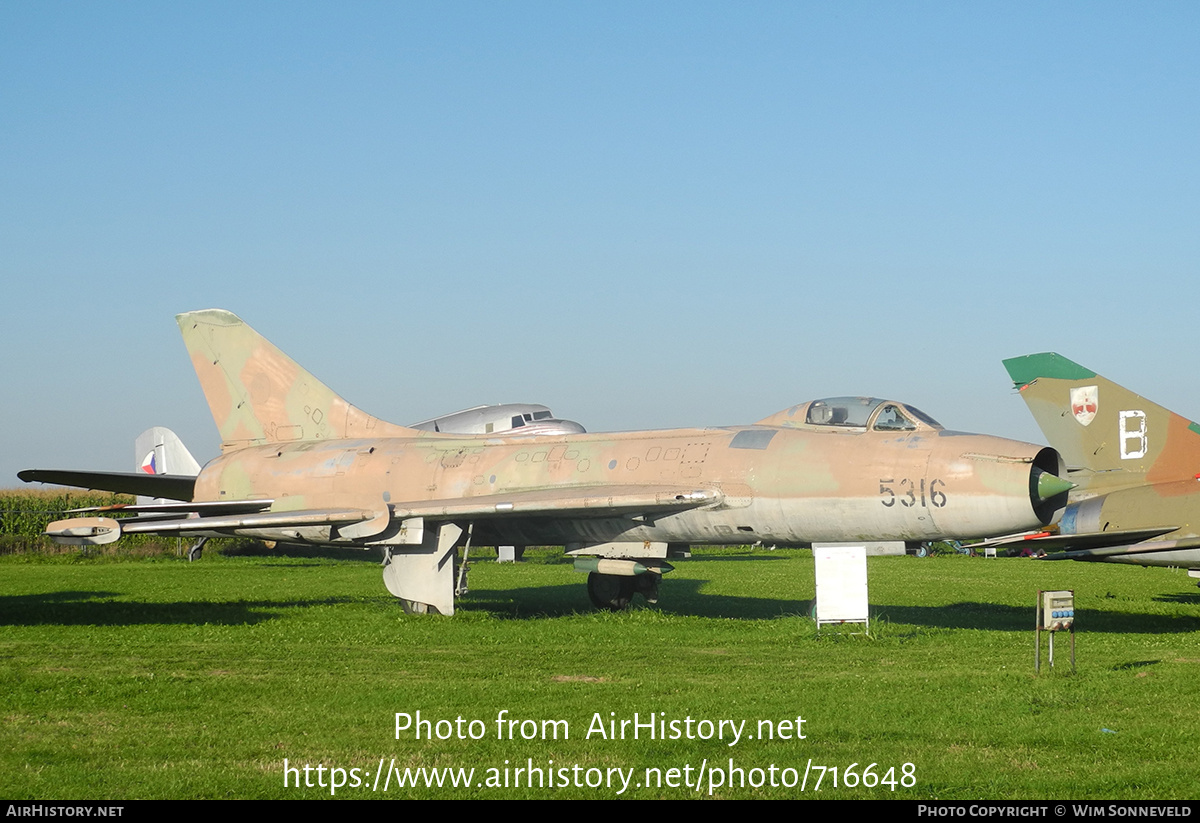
top-left (22, 310), bottom-right (1072, 614)
top-left (989, 353), bottom-right (1200, 581)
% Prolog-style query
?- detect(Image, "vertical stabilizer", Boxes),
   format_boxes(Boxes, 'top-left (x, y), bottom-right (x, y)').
top-left (177, 309), bottom-right (415, 451)
top-left (1003, 353), bottom-right (1200, 489)
top-left (134, 427), bottom-right (202, 505)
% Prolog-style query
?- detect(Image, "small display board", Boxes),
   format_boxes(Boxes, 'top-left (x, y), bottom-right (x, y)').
top-left (813, 543), bottom-right (869, 635)
top-left (1035, 589), bottom-right (1075, 672)
top-left (1040, 590), bottom-right (1075, 631)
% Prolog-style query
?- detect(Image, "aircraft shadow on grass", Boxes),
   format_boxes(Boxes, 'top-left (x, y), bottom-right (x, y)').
top-left (871, 601), bottom-right (1200, 634)
top-left (4, 586), bottom-right (1196, 632)
top-left (680, 553), bottom-right (791, 563)
top-left (1151, 591), bottom-right (1200, 606)
top-left (467, 583), bottom-right (1200, 632)
top-left (464, 576), bottom-right (812, 620)
top-left (0, 590), bottom-right (359, 627)
top-left (0, 580), bottom-right (805, 625)
top-left (220, 543), bottom-right (385, 563)
top-left (224, 541), bottom-right (789, 561)
top-left (213, 545), bottom-right (801, 618)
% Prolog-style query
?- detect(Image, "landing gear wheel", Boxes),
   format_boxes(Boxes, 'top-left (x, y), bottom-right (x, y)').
top-left (587, 573), bottom-right (635, 611)
top-left (633, 573), bottom-right (660, 605)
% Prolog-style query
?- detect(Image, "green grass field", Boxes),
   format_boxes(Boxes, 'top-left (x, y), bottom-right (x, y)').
top-left (1, 546), bottom-right (1197, 799)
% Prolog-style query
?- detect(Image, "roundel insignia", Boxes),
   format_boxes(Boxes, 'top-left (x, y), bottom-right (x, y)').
top-left (140, 450), bottom-right (158, 474)
top-left (1070, 386), bottom-right (1098, 427)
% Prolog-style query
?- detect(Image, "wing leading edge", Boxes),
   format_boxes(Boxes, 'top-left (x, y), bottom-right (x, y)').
top-left (44, 484), bottom-right (724, 546)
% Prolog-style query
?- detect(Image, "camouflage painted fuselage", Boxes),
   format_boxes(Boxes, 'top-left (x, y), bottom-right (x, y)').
top-left (194, 419), bottom-right (1061, 549)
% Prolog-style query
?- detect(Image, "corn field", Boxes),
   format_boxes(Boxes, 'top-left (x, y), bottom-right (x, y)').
top-left (0, 488), bottom-right (179, 555)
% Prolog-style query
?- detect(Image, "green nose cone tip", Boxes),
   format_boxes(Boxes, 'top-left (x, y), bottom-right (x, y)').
top-left (1035, 470), bottom-right (1075, 501)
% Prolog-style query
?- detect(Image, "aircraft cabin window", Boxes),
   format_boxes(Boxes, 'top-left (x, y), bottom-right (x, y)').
top-left (872, 404), bottom-right (917, 431)
top-left (903, 405), bottom-right (943, 429)
top-left (533, 411), bottom-right (552, 420)
top-left (511, 416), bottom-right (525, 428)
top-left (806, 397), bottom-right (885, 428)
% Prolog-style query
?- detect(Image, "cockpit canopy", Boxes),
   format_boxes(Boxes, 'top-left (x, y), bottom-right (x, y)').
top-left (755, 397), bottom-right (943, 432)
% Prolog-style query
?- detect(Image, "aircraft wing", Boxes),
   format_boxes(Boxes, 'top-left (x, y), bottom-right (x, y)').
top-left (1035, 535), bottom-right (1200, 562)
top-left (971, 526), bottom-right (1200, 562)
top-left (45, 505), bottom-right (387, 545)
top-left (67, 500), bottom-right (273, 516)
top-left (18, 469), bottom-right (196, 501)
top-left (976, 527), bottom-right (1177, 554)
top-left (114, 506), bottom-right (380, 535)
top-left (388, 484), bottom-right (721, 520)
top-left (43, 485), bottom-right (723, 545)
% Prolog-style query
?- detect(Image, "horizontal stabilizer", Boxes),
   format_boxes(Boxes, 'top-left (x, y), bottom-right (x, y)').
top-left (19, 470), bottom-right (196, 501)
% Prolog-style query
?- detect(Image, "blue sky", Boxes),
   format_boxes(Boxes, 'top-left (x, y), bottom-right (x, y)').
top-left (3, 2), bottom-right (1198, 480)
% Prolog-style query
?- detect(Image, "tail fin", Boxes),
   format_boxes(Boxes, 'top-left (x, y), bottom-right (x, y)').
top-left (135, 427), bottom-right (201, 476)
top-left (177, 309), bottom-right (415, 451)
top-left (134, 427), bottom-right (201, 505)
top-left (1003, 352), bottom-right (1200, 488)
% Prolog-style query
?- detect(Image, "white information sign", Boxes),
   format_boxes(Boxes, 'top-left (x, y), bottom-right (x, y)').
top-left (813, 543), bottom-right (869, 632)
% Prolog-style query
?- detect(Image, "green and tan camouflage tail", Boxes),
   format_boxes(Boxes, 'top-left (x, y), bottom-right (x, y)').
top-left (1003, 352), bottom-right (1200, 491)
top-left (178, 309), bottom-right (417, 452)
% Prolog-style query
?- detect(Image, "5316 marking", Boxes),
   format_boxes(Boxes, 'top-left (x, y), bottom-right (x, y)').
top-left (879, 478), bottom-right (946, 508)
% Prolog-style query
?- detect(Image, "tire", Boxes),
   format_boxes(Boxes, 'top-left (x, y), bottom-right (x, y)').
top-left (587, 573), bottom-right (635, 611)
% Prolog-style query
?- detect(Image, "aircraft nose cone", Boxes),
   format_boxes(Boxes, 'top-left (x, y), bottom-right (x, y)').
top-left (1034, 469), bottom-right (1075, 501)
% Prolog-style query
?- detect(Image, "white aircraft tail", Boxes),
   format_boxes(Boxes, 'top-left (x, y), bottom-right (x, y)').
top-left (134, 427), bottom-right (201, 505)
